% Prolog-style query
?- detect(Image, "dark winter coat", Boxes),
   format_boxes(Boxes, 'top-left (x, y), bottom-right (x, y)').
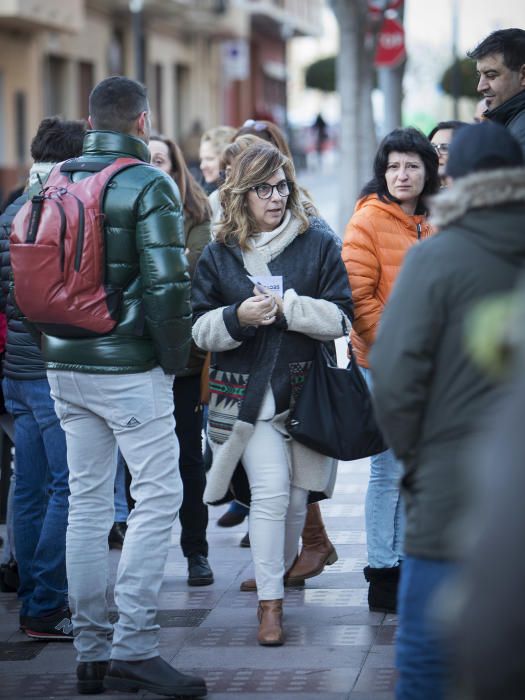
top-left (0, 193), bottom-right (46, 380)
top-left (486, 89), bottom-right (525, 158)
top-left (192, 214), bottom-right (353, 504)
top-left (37, 130), bottom-right (192, 374)
top-left (369, 167), bottom-right (525, 560)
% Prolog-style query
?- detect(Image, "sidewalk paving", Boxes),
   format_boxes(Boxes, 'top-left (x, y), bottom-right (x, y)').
top-left (0, 455), bottom-right (397, 700)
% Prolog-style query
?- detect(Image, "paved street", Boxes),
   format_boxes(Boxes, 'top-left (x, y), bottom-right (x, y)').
top-left (0, 455), bottom-right (397, 700)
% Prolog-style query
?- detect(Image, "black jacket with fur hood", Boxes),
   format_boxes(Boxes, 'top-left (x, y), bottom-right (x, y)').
top-left (369, 167), bottom-right (525, 560)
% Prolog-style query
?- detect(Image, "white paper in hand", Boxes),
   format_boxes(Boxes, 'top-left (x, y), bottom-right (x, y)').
top-left (248, 275), bottom-right (284, 298)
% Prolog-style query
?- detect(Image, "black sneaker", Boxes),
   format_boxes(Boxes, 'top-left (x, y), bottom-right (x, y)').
top-left (77, 660), bottom-right (109, 694)
top-left (25, 607), bottom-right (74, 641)
top-left (108, 521), bottom-right (127, 550)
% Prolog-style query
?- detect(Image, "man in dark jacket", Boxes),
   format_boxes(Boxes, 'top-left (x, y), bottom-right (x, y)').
top-left (468, 28), bottom-right (525, 156)
top-left (369, 121), bottom-right (525, 700)
top-left (34, 77), bottom-right (206, 697)
top-left (0, 117), bottom-right (86, 640)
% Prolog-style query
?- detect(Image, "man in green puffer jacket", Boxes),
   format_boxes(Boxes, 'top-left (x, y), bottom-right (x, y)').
top-left (40, 77), bottom-right (206, 698)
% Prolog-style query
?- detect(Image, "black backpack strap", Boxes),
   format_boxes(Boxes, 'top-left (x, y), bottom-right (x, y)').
top-left (60, 158), bottom-right (111, 173)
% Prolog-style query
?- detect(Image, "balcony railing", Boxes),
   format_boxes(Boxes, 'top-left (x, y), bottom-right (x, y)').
top-left (0, 0), bottom-right (85, 32)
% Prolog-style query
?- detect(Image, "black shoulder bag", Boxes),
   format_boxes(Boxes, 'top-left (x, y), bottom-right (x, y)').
top-left (287, 322), bottom-right (387, 461)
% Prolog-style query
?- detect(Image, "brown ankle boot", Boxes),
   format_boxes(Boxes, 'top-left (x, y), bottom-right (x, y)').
top-left (257, 599), bottom-right (283, 646)
top-left (286, 502), bottom-right (338, 585)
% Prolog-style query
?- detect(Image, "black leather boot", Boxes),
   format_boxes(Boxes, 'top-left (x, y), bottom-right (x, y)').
top-left (77, 660), bottom-right (109, 694)
top-left (363, 565), bottom-right (401, 613)
top-left (187, 554), bottom-right (214, 586)
top-left (104, 656), bottom-right (207, 696)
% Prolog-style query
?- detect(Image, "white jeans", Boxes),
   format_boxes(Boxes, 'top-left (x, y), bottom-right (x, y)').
top-left (48, 367), bottom-right (182, 662)
top-left (242, 418), bottom-right (308, 600)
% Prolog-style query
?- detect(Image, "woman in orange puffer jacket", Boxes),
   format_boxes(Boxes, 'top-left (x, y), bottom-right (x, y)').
top-left (342, 127), bottom-right (439, 614)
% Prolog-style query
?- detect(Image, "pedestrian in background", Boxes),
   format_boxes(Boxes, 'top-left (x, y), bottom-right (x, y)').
top-left (148, 133), bottom-right (214, 587)
top-left (192, 142), bottom-right (352, 646)
top-left (469, 28), bottom-right (525, 156)
top-left (199, 125), bottom-right (236, 194)
top-left (427, 120), bottom-right (467, 187)
top-left (342, 127), bottom-right (439, 614)
top-left (369, 121), bottom-right (525, 699)
top-left (0, 117), bottom-right (86, 640)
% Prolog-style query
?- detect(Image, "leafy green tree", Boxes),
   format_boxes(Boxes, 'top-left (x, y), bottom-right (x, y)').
top-left (441, 58), bottom-right (479, 100)
top-left (305, 56), bottom-right (336, 92)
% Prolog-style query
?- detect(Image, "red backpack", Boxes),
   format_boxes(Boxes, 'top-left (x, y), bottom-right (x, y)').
top-left (10, 157), bottom-right (142, 338)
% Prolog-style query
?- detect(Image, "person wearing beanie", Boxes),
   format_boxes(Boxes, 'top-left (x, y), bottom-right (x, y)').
top-left (368, 121), bottom-right (525, 699)
top-left (468, 28), bottom-right (525, 157)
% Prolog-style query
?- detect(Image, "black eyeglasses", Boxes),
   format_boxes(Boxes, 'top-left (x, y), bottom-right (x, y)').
top-left (249, 180), bottom-right (292, 200)
top-left (432, 143), bottom-right (449, 155)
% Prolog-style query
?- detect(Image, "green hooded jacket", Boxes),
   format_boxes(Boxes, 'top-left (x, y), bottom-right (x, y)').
top-left (41, 130), bottom-right (192, 374)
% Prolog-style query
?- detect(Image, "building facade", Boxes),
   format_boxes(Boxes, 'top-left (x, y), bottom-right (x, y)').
top-left (0, 0), bottom-right (321, 198)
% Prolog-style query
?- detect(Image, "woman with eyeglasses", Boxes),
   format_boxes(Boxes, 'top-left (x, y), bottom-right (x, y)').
top-left (192, 142), bottom-right (353, 646)
top-left (342, 127), bottom-right (439, 615)
top-left (428, 121), bottom-right (467, 187)
top-left (232, 119), bottom-right (342, 585)
top-left (148, 134), bottom-right (215, 587)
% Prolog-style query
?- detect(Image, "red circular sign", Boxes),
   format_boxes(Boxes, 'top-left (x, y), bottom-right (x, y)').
top-left (374, 17), bottom-right (406, 68)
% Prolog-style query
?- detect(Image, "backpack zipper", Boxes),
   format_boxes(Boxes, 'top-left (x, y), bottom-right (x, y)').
top-left (71, 194), bottom-right (85, 272)
top-left (54, 201), bottom-right (67, 272)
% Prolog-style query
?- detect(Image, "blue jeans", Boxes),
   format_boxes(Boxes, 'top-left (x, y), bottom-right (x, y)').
top-left (361, 367), bottom-right (405, 568)
top-left (3, 377), bottom-right (69, 618)
top-left (396, 556), bottom-right (457, 700)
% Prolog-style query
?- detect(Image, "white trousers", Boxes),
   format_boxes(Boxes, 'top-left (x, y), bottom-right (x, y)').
top-left (242, 419), bottom-right (308, 600)
top-left (48, 367), bottom-right (182, 662)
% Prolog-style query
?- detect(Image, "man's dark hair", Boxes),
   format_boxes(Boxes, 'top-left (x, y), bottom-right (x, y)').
top-left (427, 121), bottom-right (468, 141)
top-left (468, 29), bottom-right (525, 71)
top-left (360, 127), bottom-right (440, 214)
top-left (89, 76), bottom-right (149, 132)
top-left (30, 117), bottom-right (86, 162)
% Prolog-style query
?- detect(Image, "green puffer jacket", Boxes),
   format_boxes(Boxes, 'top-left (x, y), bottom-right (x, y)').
top-left (41, 130), bottom-right (192, 374)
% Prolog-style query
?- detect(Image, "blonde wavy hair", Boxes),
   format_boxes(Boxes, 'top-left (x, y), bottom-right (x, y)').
top-left (216, 142), bottom-right (309, 249)
top-left (200, 125), bottom-right (236, 157)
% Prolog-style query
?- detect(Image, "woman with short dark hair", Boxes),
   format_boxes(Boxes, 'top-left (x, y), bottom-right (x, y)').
top-left (342, 127), bottom-right (439, 614)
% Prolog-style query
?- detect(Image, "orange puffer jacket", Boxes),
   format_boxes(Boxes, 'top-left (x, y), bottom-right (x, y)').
top-left (342, 194), bottom-right (433, 368)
